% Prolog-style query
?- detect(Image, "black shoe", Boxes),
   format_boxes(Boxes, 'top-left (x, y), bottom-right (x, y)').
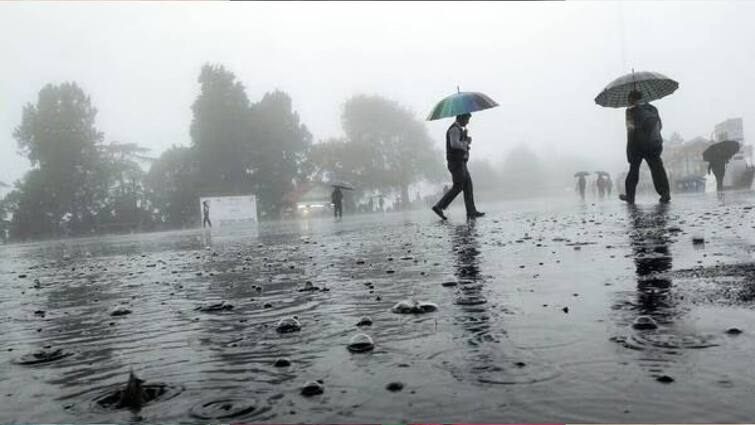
top-left (619, 194), bottom-right (634, 204)
top-left (431, 206), bottom-right (447, 220)
top-left (467, 211), bottom-right (485, 219)
top-left (659, 194), bottom-right (671, 204)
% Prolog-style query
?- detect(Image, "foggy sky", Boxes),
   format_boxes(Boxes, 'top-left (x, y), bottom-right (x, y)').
top-left (1, 1), bottom-right (754, 190)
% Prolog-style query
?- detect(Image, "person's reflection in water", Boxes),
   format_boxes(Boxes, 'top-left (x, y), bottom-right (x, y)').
top-left (626, 203), bottom-right (678, 325)
top-left (450, 222), bottom-right (494, 346)
top-left (201, 229), bottom-right (213, 249)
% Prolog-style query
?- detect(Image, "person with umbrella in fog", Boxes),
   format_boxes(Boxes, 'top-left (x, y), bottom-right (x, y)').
top-left (703, 140), bottom-right (740, 192)
top-left (332, 187), bottom-right (344, 219)
top-left (574, 172), bottom-right (589, 199)
top-left (428, 89), bottom-right (497, 220)
top-left (709, 161), bottom-right (726, 192)
top-left (606, 173), bottom-right (613, 197)
top-left (597, 175), bottom-right (606, 198)
top-left (596, 171), bottom-right (610, 199)
top-left (595, 70), bottom-right (676, 204)
top-left (621, 90), bottom-right (670, 204)
top-left (431, 113), bottom-right (484, 220)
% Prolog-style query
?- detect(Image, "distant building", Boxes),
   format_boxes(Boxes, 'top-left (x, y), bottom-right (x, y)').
top-left (713, 118), bottom-right (753, 190)
top-left (713, 118), bottom-right (744, 142)
top-left (661, 118), bottom-right (752, 193)
top-left (663, 136), bottom-right (711, 193)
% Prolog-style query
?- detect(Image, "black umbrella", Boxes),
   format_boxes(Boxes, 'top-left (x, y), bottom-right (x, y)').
top-left (329, 180), bottom-right (355, 191)
top-left (703, 140), bottom-right (740, 163)
top-left (574, 171), bottom-right (590, 178)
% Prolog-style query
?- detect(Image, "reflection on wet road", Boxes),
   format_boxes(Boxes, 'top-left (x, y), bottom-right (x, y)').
top-left (2, 194), bottom-right (755, 423)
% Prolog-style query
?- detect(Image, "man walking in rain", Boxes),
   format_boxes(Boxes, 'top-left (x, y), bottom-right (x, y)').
top-left (597, 174), bottom-right (608, 199)
top-left (432, 113), bottom-right (485, 220)
top-left (702, 141), bottom-right (740, 192)
top-left (707, 158), bottom-right (728, 191)
top-left (606, 174), bottom-right (613, 197)
top-left (202, 200), bottom-right (212, 228)
top-left (619, 90), bottom-right (671, 204)
top-left (332, 187), bottom-right (343, 219)
top-left (577, 175), bottom-right (587, 199)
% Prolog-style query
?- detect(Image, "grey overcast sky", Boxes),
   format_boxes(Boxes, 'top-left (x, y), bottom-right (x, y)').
top-left (1, 1), bottom-right (754, 188)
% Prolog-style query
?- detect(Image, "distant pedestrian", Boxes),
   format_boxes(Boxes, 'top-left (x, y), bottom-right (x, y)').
top-left (378, 196), bottom-right (385, 212)
top-left (332, 187), bottom-right (343, 219)
top-left (606, 174), bottom-right (613, 196)
top-left (703, 141), bottom-right (740, 192)
top-left (708, 160), bottom-right (728, 191)
top-left (619, 90), bottom-right (670, 204)
top-left (577, 175), bottom-right (586, 199)
top-left (432, 113), bottom-right (485, 220)
top-left (597, 175), bottom-right (607, 198)
top-left (202, 201), bottom-right (212, 228)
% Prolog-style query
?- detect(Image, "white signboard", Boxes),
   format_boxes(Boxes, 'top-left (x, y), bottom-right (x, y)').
top-left (199, 195), bottom-right (257, 228)
top-left (714, 118), bottom-right (744, 142)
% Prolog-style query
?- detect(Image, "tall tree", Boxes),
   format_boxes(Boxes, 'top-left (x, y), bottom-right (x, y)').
top-left (340, 95), bottom-right (444, 204)
top-left (248, 90), bottom-right (312, 217)
top-left (306, 137), bottom-right (375, 194)
top-left (190, 64), bottom-right (252, 196)
top-left (96, 142), bottom-right (154, 231)
top-left (11, 82), bottom-right (104, 238)
top-left (145, 145), bottom-right (199, 228)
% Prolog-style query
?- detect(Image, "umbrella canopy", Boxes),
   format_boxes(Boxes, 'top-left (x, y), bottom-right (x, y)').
top-left (0, 181), bottom-right (9, 188)
top-left (703, 140), bottom-right (740, 163)
top-left (427, 91), bottom-right (498, 121)
top-left (574, 171), bottom-right (590, 178)
top-left (595, 171), bottom-right (610, 176)
top-left (329, 180), bottom-right (355, 191)
top-left (594, 70), bottom-right (679, 108)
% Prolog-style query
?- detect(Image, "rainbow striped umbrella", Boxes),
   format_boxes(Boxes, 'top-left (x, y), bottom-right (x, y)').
top-left (426, 89), bottom-right (499, 121)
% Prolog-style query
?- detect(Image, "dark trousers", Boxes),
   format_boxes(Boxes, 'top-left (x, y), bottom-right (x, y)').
top-left (334, 203), bottom-right (342, 218)
top-left (435, 160), bottom-right (477, 214)
top-left (203, 216), bottom-right (212, 228)
top-left (625, 149), bottom-right (670, 202)
top-left (711, 162), bottom-right (726, 191)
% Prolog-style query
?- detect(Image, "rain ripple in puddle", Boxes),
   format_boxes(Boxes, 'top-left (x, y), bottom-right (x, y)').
top-left (431, 348), bottom-right (561, 385)
top-left (188, 396), bottom-right (270, 420)
top-left (611, 330), bottom-right (719, 351)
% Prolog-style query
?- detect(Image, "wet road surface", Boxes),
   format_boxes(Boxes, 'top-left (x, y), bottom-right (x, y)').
top-left (2, 193), bottom-right (755, 423)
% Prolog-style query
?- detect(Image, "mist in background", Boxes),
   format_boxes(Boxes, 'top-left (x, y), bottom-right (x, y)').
top-left (0, 1), bottom-right (753, 237)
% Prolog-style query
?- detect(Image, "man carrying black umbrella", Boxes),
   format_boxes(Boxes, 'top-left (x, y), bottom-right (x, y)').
top-left (332, 187), bottom-right (343, 219)
top-left (620, 90), bottom-right (671, 204)
top-left (703, 140), bottom-right (740, 192)
top-left (432, 113), bottom-right (485, 220)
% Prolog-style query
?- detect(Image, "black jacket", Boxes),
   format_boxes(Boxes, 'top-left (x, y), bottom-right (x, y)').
top-left (446, 122), bottom-right (469, 162)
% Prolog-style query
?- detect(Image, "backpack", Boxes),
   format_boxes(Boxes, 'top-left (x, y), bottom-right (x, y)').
top-left (632, 103), bottom-right (663, 147)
